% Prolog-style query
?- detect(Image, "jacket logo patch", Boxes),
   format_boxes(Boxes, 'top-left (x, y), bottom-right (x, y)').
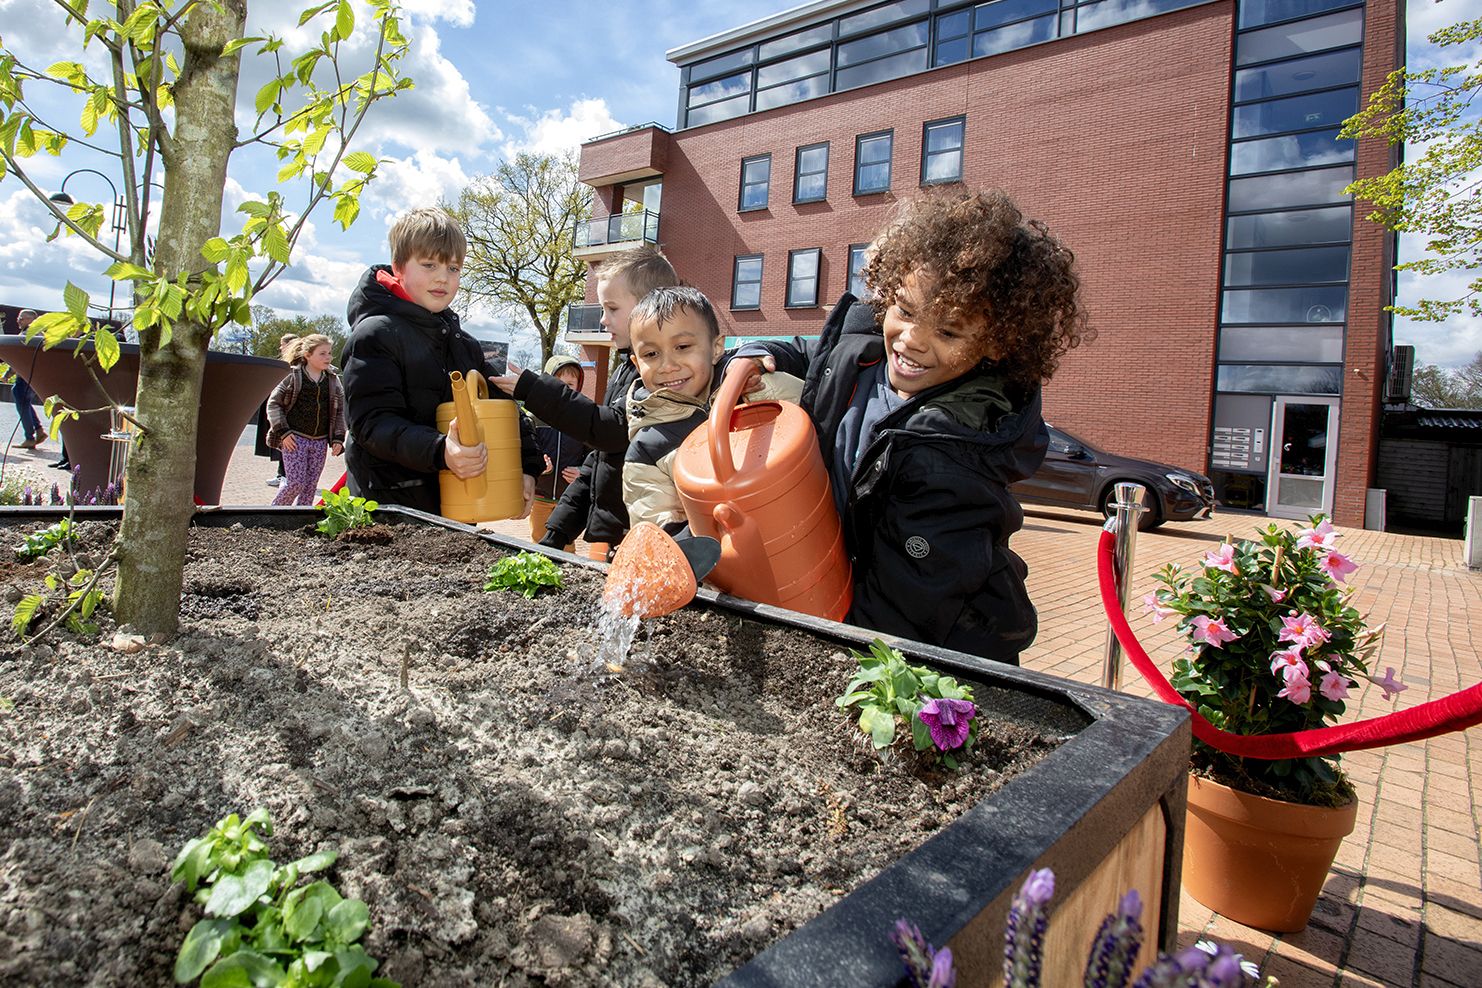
top-left (905, 536), bottom-right (930, 559)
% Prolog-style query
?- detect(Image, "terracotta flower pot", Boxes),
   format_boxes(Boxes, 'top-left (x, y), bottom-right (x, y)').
top-left (1182, 774), bottom-right (1357, 932)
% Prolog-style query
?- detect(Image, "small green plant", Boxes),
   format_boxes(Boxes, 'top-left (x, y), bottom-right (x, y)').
top-left (13, 568), bottom-right (105, 637)
top-left (15, 518), bottom-right (73, 562)
top-left (170, 808), bottom-right (398, 988)
top-left (483, 551), bottom-right (565, 598)
top-left (316, 489), bottom-right (378, 537)
top-left (837, 639), bottom-right (978, 768)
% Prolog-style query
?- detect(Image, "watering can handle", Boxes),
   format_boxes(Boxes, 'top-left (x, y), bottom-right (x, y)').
top-left (707, 360), bottom-right (753, 485)
top-left (467, 369), bottom-right (488, 400)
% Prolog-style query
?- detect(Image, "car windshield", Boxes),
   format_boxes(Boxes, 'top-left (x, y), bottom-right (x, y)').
top-left (1047, 425), bottom-right (1107, 457)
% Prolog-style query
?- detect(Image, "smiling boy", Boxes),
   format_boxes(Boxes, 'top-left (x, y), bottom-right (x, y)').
top-left (340, 207), bottom-right (544, 516)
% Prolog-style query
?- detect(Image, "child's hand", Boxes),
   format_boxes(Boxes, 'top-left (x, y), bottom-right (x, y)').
top-left (489, 360), bottom-right (524, 396)
top-left (518, 473), bottom-right (535, 520)
top-left (560, 466), bottom-right (581, 484)
top-left (281, 434), bottom-right (298, 453)
top-left (542, 454), bottom-right (554, 476)
top-left (330, 441), bottom-right (344, 456)
top-left (444, 418), bottom-right (487, 479)
top-left (738, 354), bottom-right (776, 395)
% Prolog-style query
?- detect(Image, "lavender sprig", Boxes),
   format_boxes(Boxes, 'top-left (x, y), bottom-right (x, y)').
top-left (1083, 889), bottom-right (1144, 988)
top-left (891, 919), bottom-right (956, 988)
top-left (1003, 867), bottom-right (1054, 988)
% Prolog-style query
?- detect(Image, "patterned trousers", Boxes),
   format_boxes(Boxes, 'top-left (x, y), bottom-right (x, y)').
top-left (272, 435), bottom-right (328, 506)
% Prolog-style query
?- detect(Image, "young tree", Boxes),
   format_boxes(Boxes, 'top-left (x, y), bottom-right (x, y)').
top-left (451, 151), bottom-right (592, 366)
top-left (1342, 14), bottom-right (1481, 321)
top-left (0, 0), bottom-right (411, 634)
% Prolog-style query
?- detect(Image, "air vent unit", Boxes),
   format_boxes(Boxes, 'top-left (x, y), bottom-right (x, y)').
top-left (1387, 345), bottom-right (1414, 403)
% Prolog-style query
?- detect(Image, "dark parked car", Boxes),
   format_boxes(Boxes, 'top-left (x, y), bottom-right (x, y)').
top-left (1012, 426), bottom-right (1215, 529)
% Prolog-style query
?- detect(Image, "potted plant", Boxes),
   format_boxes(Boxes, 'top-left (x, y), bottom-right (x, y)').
top-left (1144, 515), bottom-right (1400, 931)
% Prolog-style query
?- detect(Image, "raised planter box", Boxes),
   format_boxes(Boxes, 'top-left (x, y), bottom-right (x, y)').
top-left (1, 505), bottom-right (1189, 986)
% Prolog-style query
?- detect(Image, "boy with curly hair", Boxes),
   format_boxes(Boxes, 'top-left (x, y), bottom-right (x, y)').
top-left (742, 190), bottom-right (1090, 662)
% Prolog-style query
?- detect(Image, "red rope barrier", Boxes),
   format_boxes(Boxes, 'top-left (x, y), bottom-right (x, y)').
top-left (1097, 529), bottom-right (1482, 759)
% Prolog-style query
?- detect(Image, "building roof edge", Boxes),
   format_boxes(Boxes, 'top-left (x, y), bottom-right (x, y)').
top-left (666, 0), bottom-right (866, 64)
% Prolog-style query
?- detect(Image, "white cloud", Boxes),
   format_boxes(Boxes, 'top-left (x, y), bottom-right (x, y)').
top-left (362, 149), bottom-right (474, 220)
top-left (500, 98), bottom-right (624, 158)
top-left (0, 188), bottom-right (122, 316)
top-left (399, 0), bottom-right (476, 29)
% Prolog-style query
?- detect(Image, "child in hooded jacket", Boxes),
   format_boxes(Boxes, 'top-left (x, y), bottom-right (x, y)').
top-left (529, 353), bottom-right (591, 546)
top-left (266, 332), bottom-right (345, 506)
top-left (741, 190), bottom-right (1090, 663)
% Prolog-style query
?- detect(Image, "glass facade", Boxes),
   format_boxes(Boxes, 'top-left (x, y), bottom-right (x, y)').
top-left (1210, 1), bottom-right (1365, 511)
top-left (675, 0), bottom-right (1215, 128)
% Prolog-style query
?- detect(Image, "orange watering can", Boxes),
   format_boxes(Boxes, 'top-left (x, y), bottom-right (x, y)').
top-left (673, 360), bottom-right (852, 621)
top-left (435, 370), bottom-right (524, 523)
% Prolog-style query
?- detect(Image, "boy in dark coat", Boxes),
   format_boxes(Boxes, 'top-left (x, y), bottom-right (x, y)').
top-left (529, 354), bottom-right (590, 546)
top-left (741, 190), bottom-right (1091, 663)
top-left (341, 208), bottom-right (543, 516)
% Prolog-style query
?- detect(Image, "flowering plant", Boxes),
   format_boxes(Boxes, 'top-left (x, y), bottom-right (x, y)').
top-left (837, 639), bottom-right (978, 769)
top-left (1145, 515), bottom-right (1397, 806)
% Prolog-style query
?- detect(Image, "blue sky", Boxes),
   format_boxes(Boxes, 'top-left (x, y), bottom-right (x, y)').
top-left (0, 0), bottom-right (1475, 368)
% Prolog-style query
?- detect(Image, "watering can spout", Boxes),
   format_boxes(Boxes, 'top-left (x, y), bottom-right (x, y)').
top-left (602, 523), bottom-right (720, 618)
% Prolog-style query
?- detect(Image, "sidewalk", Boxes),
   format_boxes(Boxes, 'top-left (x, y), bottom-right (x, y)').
top-left (12, 431), bottom-right (1481, 984)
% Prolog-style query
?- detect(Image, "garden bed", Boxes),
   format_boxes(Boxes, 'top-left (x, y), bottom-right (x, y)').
top-left (0, 507), bottom-right (1189, 986)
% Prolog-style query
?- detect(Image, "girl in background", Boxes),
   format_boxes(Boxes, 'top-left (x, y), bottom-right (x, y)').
top-left (266, 333), bottom-right (345, 506)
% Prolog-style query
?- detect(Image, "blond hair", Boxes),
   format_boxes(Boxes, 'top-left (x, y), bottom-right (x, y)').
top-left (596, 243), bottom-right (678, 300)
top-left (280, 333), bottom-right (333, 366)
top-left (388, 207), bottom-right (467, 268)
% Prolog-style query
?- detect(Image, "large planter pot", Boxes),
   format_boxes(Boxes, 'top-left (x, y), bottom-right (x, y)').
top-left (1183, 774), bottom-right (1358, 932)
top-left (0, 336), bottom-right (286, 503)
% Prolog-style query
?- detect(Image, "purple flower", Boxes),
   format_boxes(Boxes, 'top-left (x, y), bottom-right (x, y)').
top-left (1368, 666), bottom-right (1408, 701)
top-left (1084, 888), bottom-right (1144, 988)
top-left (1003, 868), bottom-right (1054, 988)
top-left (918, 697), bottom-right (976, 751)
top-left (891, 920), bottom-right (955, 988)
top-left (926, 948), bottom-right (956, 988)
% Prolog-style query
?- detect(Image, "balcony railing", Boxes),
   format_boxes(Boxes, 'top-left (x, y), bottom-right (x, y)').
top-left (566, 303), bottom-right (604, 336)
top-left (574, 210), bottom-right (660, 249)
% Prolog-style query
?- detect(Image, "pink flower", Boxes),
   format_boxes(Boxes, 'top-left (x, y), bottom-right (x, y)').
top-left (1190, 615), bottom-right (1239, 648)
top-left (917, 697), bottom-right (977, 751)
top-left (1296, 519), bottom-right (1337, 551)
top-left (1368, 667), bottom-right (1408, 701)
top-left (1320, 550), bottom-right (1359, 583)
top-left (1279, 671), bottom-right (1313, 705)
top-left (1202, 543), bottom-right (1239, 574)
top-left (1278, 613), bottom-right (1331, 649)
top-left (1319, 670), bottom-right (1352, 702)
top-left (1260, 584), bottom-right (1287, 603)
top-left (1142, 593), bottom-right (1177, 624)
top-left (1270, 646), bottom-right (1306, 679)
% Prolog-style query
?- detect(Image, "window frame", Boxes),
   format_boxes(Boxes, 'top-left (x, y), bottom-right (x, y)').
top-left (847, 243), bottom-right (870, 299)
top-left (920, 115), bottom-right (966, 185)
top-left (793, 142), bottom-right (831, 203)
top-left (785, 248), bottom-right (823, 309)
top-left (732, 254), bottom-right (764, 310)
top-left (854, 129), bottom-right (894, 196)
top-left (738, 154), bottom-right (772, 212)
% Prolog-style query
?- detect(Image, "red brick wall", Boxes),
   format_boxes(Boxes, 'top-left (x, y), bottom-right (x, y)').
top-left (1333, 0), bottom-right (1401, 527)
top-left (643, 5), bottom-right (1235, 478)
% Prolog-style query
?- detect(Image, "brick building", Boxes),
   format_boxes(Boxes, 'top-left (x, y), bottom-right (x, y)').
top-left (568, 0), bottom-right (1401, 527)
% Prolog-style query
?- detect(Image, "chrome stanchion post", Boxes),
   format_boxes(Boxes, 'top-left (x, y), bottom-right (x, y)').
top-left (1102, 482), bottom-right (1147, 691)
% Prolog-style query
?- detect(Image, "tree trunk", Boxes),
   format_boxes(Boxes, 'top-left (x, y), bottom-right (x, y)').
top-left (112, 0), bottom-right (245, 635)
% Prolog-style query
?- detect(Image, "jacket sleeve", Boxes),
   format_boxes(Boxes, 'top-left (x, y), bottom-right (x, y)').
top-left (622, 457), bottom-right (687, 532)
top-left (514, 369), bottom-right (629, 453)
top-left (264, 373), bottom-right (293, 450)
top-left (340, 317), bottom-right (444, 474)
top-left (516, 405), bottom-right (544, 477)
top-left (329, 375), bottom-right (347, 445)
top-left (849, 445), bottom-right (1022, 653)
top-left (543, 448), bottom-right (595, 543)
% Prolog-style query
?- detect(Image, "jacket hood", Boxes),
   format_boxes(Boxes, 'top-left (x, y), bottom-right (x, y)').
top-left (543, 354), bottom-right (585, 389)
top-left (346, 264), bottom-right (458, 333)
top-left (624, 380), bottom-right (708, 440)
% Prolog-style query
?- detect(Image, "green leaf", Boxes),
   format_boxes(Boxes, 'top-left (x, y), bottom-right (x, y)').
top-left (201, 237), bottom-right (232, 263)
top-left (105, 261), bottom-right (154, 281)
top-left (254, 78), bottom-right (282, 116)
top-left (62, 281), bottom-right (88, 320)
top-left (175, 918), bottom-right (235, 983)
top-left (200, 949), bottom-right (285, 988)
top-left (94, 329), bottom-right (120, 371)
top-left (283, 893), bottom-right (324, 942)
top-left (12, 594), bottom-right (43, 635)
top-left (335, 0), bottom-right (355, 39)
top-left (205, 858), bottom-right (276, 918)
top-left (37, 311), bottom-right (85, 348)
top-left (342, 151), bottom-right (377, 174)
top-left (326, 899), bottom-right (370, 944)
top-left (263, 223), bottom-right (291, 265)
top-left (222, 36), bottom-right (265, 57)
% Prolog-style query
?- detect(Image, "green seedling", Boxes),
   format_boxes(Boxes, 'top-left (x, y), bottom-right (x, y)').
top-left (170, 808), bottom-right (398, 988)
top-left (316, 489), bottom-right (378, 538)
top-left (13, 568), bottom-right (105, 637)
top-left (836, 639), bottom-right (979, 769)
top-left (15, 519), bottom-right (73, 562)
top-left (483, 551), bottom-right (564, 598)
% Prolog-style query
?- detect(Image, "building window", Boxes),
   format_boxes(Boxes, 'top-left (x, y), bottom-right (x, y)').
top-left (854, 130), bottom-right (893, 195)
top-left (794, 143), bottom-right (830, 203)
top-left (786, 249), bottom-right (822, 308)
top-left (934, 7), bottom-right (972, 65)
top-left (733, 254), bottom-right (764, 309)
top-left (921, 116), bottom-right (965, 184)
top-left (739, 155), bottom-right (771, 211)
top-left (848, 243), bottom-right (870, 299)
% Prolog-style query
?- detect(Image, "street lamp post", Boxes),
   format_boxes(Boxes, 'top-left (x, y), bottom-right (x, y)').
top-left (48, 168), bottom-right (126, 322)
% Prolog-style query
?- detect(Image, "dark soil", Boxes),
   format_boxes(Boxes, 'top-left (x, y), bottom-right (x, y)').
top-left (0, 517), bottom-right (1061, 986)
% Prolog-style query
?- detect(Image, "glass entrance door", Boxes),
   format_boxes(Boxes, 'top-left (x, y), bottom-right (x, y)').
top-left (1267, 397), bottom-right (1339, 519)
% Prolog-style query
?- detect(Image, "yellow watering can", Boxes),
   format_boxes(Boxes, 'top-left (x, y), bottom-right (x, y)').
top-left (435, 370), bottom-right (523, 523)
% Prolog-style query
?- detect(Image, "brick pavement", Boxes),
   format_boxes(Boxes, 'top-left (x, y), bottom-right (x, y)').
top-left (20, 432), bottom-right (1482, 984)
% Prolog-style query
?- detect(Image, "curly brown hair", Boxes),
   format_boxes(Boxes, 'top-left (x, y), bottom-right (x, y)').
top-left (862, 189), bottom-right (1092, 387)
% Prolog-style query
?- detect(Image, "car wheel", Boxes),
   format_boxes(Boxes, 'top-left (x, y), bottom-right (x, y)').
top-left (1101, 484), bottom-right (1163, 531)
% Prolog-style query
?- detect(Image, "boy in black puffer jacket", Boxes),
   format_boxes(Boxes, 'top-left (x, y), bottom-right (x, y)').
top-left (341, 208), bottom-right (544, 516)
top-left (739, 190), bottom-right (1091, 664)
